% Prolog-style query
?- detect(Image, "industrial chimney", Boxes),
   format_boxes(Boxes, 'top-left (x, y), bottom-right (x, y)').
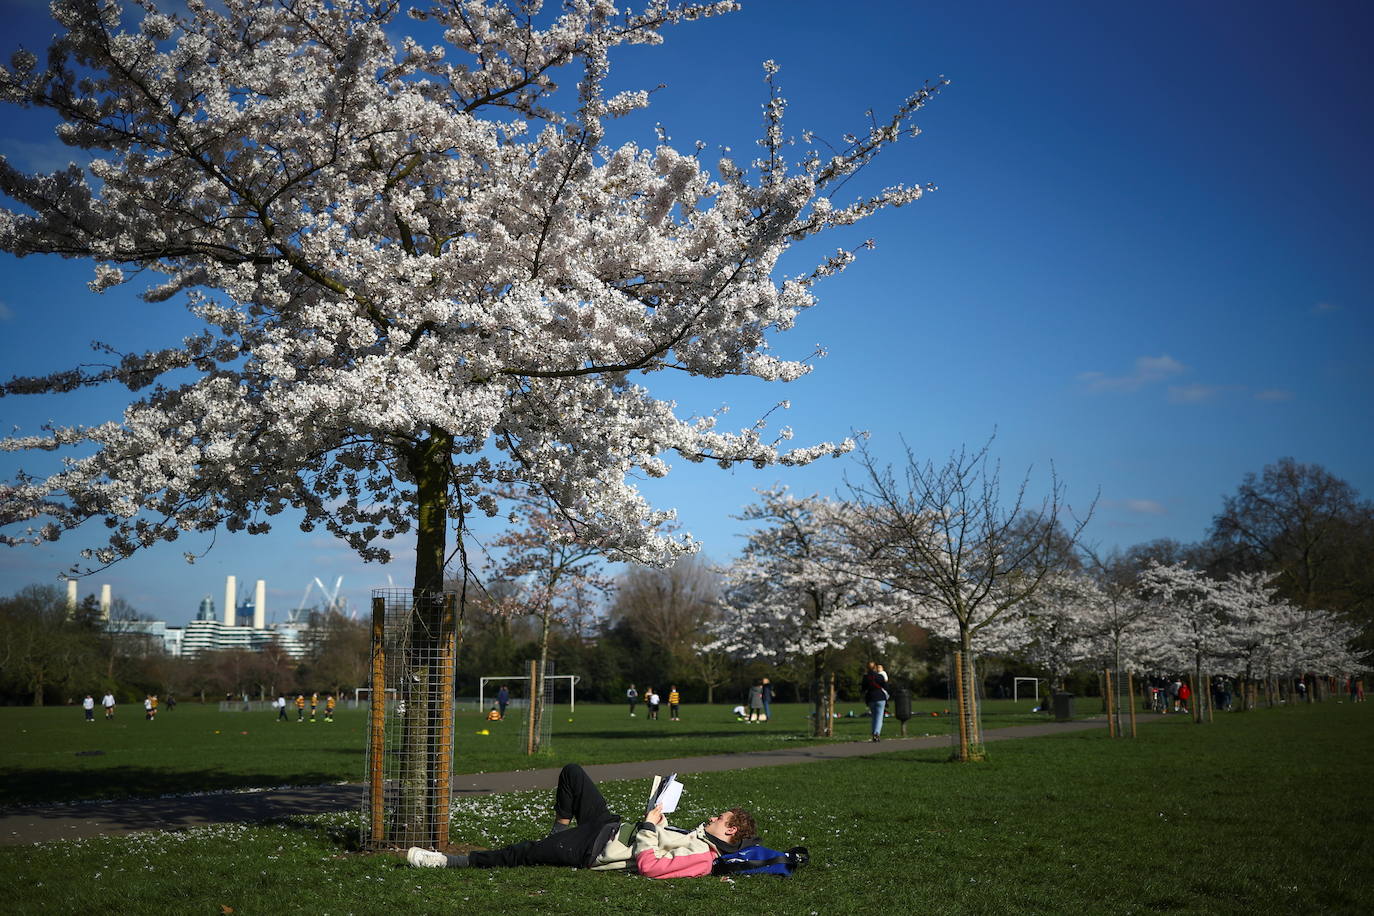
top-left (254, 579), bottom-right (266, 629)
top-left (99, 584), bottom-right (111, 621)
top-left (66, 579), bottom-right (77, 613)
top-left (224, 575), bottom-right (237, 627)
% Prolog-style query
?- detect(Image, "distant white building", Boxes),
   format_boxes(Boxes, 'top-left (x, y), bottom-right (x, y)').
top-left (110, 581), bottom-right (314, 659)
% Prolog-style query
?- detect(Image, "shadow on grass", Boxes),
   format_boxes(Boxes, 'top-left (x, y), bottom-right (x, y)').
top-left (0, 765), bottom-right (354, 810)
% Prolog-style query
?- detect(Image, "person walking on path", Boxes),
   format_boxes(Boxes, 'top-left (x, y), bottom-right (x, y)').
top-left (82, 695), bottom-right (95, 722)
top-left (497, 685), bottom-right (510, 719)
top-left (761, 677), bottom-right (773, 721)
top-left (862, 662), bottom-right (890, 742)
top-left (1177, 680), bottom-right (1192, 716)
top-left (405, 763), bottom-right (759, 878)
top-left (626, 684), bottom-right (639, 717)
top-left (668, 686), bottom-right (681, 721)
top-left (102, 692), bottom-right (115, 720)
top-left (747, 680), bottom-right (764, 722)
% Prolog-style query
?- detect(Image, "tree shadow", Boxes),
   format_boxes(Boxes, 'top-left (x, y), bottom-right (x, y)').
top-left (0, 765), bottom-right (355, 810)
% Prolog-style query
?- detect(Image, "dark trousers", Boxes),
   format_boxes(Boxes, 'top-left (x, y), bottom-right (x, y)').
top-left (470, 764), bottom-right (620, 869)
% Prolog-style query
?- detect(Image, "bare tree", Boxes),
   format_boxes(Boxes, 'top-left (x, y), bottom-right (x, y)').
top-left (846, 438), bottom-right (1091, 760)
top-left (608, 555), bottom-right (728, 700)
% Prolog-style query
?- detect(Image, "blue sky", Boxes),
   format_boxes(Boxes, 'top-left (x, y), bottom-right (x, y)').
top-left (1, 0), bottom-right (1370, 626)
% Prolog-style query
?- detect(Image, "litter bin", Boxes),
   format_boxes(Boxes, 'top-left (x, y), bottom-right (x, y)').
top-left (1052, 692), bottom-right (1075, 721)
top-left (892, 688), bottom-right (912, 723)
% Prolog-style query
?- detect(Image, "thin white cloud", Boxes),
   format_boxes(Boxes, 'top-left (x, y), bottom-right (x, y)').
top-left (1167, 383), bottom-right (1225, 403)
top-left (1255, 388), bottom-right (1295, 402)
top-left (1079, 354), bottom-right (1187, 393)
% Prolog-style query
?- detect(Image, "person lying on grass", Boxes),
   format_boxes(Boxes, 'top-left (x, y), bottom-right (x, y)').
top-left (407, 763), bottom-right (758, 878)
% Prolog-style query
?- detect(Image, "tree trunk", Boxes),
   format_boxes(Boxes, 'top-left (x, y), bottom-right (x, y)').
top-left (530, 607), bottom-right (552, 754)
top-left (955, 627), bottom-right (983, 759)
top-left (399, 430), bottom-right (453, 844)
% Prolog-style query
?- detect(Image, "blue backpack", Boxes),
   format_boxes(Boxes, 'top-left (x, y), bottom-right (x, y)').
top-left (712, 844), bottom-right (809, 877)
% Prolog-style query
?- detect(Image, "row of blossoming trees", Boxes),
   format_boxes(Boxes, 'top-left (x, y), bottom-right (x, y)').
top-left (705, 442), bottom-right (1363, 749)
top-left (990, 564), bottom-right (1362, 707)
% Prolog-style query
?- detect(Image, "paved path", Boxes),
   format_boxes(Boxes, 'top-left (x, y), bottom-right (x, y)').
top-left (0, 718), bottom-right (1104, 846)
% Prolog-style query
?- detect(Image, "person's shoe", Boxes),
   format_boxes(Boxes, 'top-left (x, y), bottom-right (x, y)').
top-left (407, 847), bottom-right (448, 868)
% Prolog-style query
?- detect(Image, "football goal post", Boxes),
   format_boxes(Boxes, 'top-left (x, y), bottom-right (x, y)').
top-left (1013, 677), bottom-right (1041, 703)
top-left (480, 675), bottom-right (581, 712)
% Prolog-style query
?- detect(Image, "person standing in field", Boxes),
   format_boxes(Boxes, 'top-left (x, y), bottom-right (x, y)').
top-left (276, 695), bottom-right (288, 722)
top-left (497, 685), bottom-right (510, 719)
top-left (102, 692), bottom-right (115, 720)
top-left (325, 694), bottom-right (336, 722)
top-left (862, 661), bottom-right (890, 742)
top-left (295, 693), bottom-right (306, 722)
top-left (310, 692), bottom-right (319, 722)
top-left (626, 684), bottom-right (639, 717)
top-left (144, 695), bottom-right (153, 720)
top-left (82, 694), bottom-right (95, 722)
top-left (646, 687), bottom-right (660, 721)
top-left (747, 680), bottom-right (764, 722)
top-left (760, 677), bottom-right (773, 722)
top-left (668, 686), bottom-right (681, 721)
top-left (150, 695), bottom-right (159, 719)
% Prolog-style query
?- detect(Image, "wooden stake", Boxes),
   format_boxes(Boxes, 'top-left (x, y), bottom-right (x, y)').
top-left (827, 672), bottom-right (837, 739)
top-left (1127, 672), bottom-right (1137, 738)
top-left (525, 659), bottom-right (538, 755)
top-left (1105, 668), bottom-right (1116, 737)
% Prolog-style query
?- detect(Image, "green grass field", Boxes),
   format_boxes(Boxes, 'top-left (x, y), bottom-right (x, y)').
top-left (0, 697), bottom-right (1042, 806)
top-left (1, 701), bottom-right (1370, 914)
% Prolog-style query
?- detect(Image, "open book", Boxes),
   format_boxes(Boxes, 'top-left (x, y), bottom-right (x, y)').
top-left (645, 773), bottom-right (683, 816)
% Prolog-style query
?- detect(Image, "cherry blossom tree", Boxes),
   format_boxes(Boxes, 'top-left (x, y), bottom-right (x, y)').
top-left (1076, 549), bottom-right (1155, 676)
top-left (706, 487), bottom-right (904, 735)
top-left (987, 573), bottom-right (1097, 691)
top-left (480, 487), bottom-right (612, 751)
top-left (1137, 561), bottom-right (1227, 718)
top-left (0, 0), bottom-right (945, 600)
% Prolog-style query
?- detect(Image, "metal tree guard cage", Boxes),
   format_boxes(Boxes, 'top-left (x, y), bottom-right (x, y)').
top-left (949, 650), bottom-right (986, 761)
top-left (1103, 668), bottom-right (1138, 738)
top-left (361, 589), bottom-right (458, 851)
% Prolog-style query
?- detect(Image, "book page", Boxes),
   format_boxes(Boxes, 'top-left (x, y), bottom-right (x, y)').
top-left (655, 776), bottom-right (683, 814)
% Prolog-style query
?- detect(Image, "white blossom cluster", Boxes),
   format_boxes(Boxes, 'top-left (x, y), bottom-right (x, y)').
top-left (980, 563), bottom-right (1361, 681)
top-left (0, 1), bottom-right (945, 576)
top-left (705, 487), bottom-right (911, 663)
top-left (1136, 562), bottom-right (1361, 679)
